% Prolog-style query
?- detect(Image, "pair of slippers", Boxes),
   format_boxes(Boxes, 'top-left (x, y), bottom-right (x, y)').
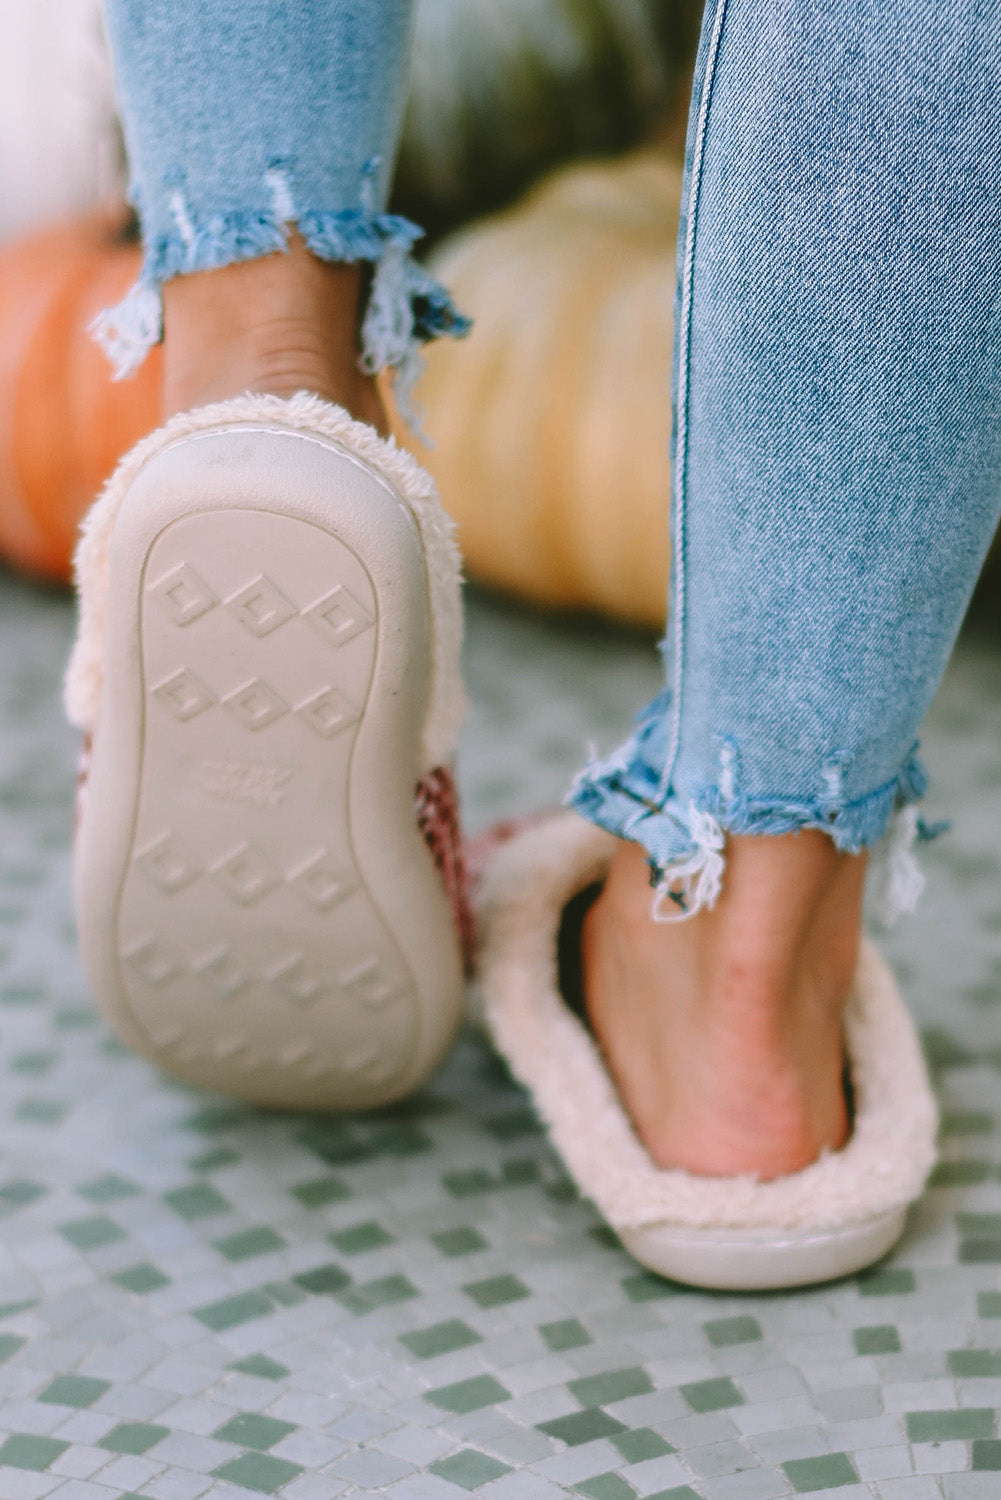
top-left (66, 393), bottom-right (938, 1293)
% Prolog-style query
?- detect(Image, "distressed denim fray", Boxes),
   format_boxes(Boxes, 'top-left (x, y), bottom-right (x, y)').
top-left (96, 0), bottom-right (469, 408)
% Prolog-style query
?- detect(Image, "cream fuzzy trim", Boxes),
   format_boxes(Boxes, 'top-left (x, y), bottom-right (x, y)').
top-left (477, 811), bottom-right (939, 1232)
top-left (64, 391), bottom-right (465, 770)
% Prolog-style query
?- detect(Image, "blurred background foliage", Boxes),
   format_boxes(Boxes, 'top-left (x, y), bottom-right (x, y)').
top-left (394, 0), bottom-right (704, 242)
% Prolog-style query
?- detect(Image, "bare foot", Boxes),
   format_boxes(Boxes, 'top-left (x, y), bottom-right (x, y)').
top-left (582, 831), bottom-right (865, 1178)
top-left (161, 230), bottom-right (388, 433)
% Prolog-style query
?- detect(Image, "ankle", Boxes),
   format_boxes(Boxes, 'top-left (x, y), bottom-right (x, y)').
top-left (161, 235), bottom-right (388, 433)
top-left (581, 831), bottom-right (865, 1178)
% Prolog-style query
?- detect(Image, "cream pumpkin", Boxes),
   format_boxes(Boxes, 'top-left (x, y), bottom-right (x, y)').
top-left (399, 150), bottom-right (680, 628)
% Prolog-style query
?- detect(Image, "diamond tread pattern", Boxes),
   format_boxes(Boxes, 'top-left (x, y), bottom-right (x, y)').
top-left (115, 509), bottom-right (420, 1103)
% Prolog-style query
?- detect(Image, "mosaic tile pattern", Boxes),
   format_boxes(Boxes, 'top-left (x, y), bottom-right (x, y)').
top-left (1, 569), bottom-right (1000, 1500)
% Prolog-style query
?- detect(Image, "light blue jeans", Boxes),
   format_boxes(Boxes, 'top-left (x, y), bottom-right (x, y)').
top-left (97, 0), bottom-right (469, 411)
top-left (103, 0), bottom-right (1001, 917)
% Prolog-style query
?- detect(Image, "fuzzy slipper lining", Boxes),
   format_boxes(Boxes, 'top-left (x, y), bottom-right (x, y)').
top-left (477, 810), bottom-right (938, 1234)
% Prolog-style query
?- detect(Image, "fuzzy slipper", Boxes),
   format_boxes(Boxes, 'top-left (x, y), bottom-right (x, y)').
top-left (66, 392), bottom-right (470, 1109)
top-left (476, 810), bottom-right (939, 1290)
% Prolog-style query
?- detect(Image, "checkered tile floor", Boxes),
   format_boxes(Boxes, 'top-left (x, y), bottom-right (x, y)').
top-left (1, 570), bottom-right (1000, 1500)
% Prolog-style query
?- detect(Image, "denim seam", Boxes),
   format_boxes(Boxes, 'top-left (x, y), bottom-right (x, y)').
top-left (659, 0), bottom-right (731, 804)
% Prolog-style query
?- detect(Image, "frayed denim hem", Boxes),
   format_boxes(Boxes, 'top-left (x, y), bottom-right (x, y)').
top-left (567, 696), bottom-right (935, 925)
top-left (89, 201), bottom-right (470, 423)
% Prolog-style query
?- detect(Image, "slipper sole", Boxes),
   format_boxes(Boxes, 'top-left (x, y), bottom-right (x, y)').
top-left (620, 1209), bottom-right (907, 1291)
top-left (75, 423), bottom-right (464, 1108)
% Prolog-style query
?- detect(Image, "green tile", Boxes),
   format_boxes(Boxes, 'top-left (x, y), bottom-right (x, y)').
top-left (853, 1325), bottom-right (901, 1355)
top-left (401, 1319), bottom-right (483, 1359)
top-left (906, 1409), bottom-right (995, 1442)
top-left (51, 1002), bottom-right (94, 1026)
top-left (443, 1168), bottom-right (497, 1196)
top-left (979, 1291), bottom-right (1001, 1318)
top-left (292, 1263), bottom-right (352, 1296)
top-left (621, 1271), bottom-right (676, 1302)
top-left (431, 1226), bottom-right (487, 1257)
top-left (229, 1355), bottom-right (290, 1381)
top-left (0, 1434), bottom-right (70, 1470)
top-left (112, 1262), bottom-right (170, 1294)
top-left (541, 1318), bottom-right (591, 1352)
top-left (500, 1158), bottom-right (541, 1186)
top-left (100, 1422), bottom-right (170, 1455)
top-left (429, 1450), bottom-right (512, 1490)
top-left (194, 1289), bottom-right (274, 1330)
top-left (929, 1160), bottom-right (992, 1186)
top-left (163, 1182), bottom-right (231, 1219)
top-left (289, 1176), bottom-right (352, 1208)
top-left (16, 1099), bottom-right (68, 1124)
top-left (60, 1214), bottom-right (125, 1250)
top-left (343, 1273), bottom-right (419, 1313)
top-left (783, 1454), bottom-right (858, 1492)
top-left (11, 1050), bottom-right (55, 1074)
top-left (0, 1333), bottom-right (25, 1362)
top-left (569, 1367), bottom-right (653, 1408)
top-left (214, 1413), bottom-right (296, 1450)
top-left (856, 1268), bottom-right (916, 1295)
top-left (483, 1109), bottom-right (542, 1140)
top-left (212, 1454), bottom-right (303, 1493)
top-left (78, 1173), bottom-right (140, 1203)
top-left (183, 1102), bottom-right (247, 1133)
top-left (575, 1476), bottom-right (636, 1500)
top-left (537, 1411), bottom-right (628, 1446)
top-left (941, 1110), bottom-right (994, 1135)
top-left (960, 1238), bottom-right (1001, 1263)
top-left (921, 1029), bottom-right (973, 1067)
top-left (53, 1006), bottom-right (95, 1029)
top-left (295, 1123), bottom-right (371, 1165)
top-left (947, 1349), bottom-right (1001, 1377)
top-left (704, 1316), bottom-right (763, 1347)
top-left (0, 1301), bottom-right (36, 1320)
top-left (38, 1374), bottom-right (110, 1407)
top-left (642, 1490), bottom-right (701, 1500)
top-left (680, 1377), bottom-right (744, 1413)
top-left (426, 1375), bottom-right (511, 1414)
top-left (611, 1428), bottom-right (674, 1462)
top-left (972, 1440), bottom-right (1001, 1469)
top-left (329, 1220), bottom-right (395, 1254)
top-left (958, 1213), bottom-right (1001, 1234)
top-left (261, 1279), bottom-right (308, 1308)
top-left (189, 1147), bottom-right (241, 1172)
top-left (368, 1121), bottom-right (432, 1156)
top-left (0, 1179), bottom-right (47, 1209)
top-left (214, 1226), bottom-right (286, 1261)
top-left (463, 1273), bottom-right (530, 1308)
top-left (1, 983), bottom-right (41, 1005)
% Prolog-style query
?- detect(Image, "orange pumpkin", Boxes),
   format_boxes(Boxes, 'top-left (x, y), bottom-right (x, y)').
top-left (0, 212), bottom-right (158, 581)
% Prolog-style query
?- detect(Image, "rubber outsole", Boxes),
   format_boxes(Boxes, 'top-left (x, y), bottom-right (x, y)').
top-left (620, 1208), bottom-right (907, 1291)
top-left (75, 423), bottom-right (465, 1108)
